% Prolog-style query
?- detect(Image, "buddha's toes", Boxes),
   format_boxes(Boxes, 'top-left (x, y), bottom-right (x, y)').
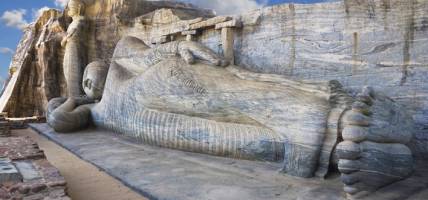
top-left (336, 87), bottom-right (414, 199)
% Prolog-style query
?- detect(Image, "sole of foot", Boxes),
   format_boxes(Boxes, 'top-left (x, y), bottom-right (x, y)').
top-left (336, 87), bottom-right (414, 199)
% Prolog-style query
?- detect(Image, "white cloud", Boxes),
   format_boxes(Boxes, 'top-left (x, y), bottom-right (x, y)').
top-left (181, 0), bottom-right (266, 15)
top-left (54, 0), bottom-right (69, 8)
top-left (53, 0), bottom-right (265, 15)
top-left (32, 7), bottom-right (52, 20)
top-left (0, 47), bottom-right (14, 55)
top-left (48, 0), bottom-right (267, 15)
top-left (0, 9), bottom-right (28, 30)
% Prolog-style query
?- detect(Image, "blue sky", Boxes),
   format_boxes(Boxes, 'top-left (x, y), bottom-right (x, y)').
top-left (0, 0), bottom-right (59, 82)
top-left (0, 0), bottom-right (333, 83)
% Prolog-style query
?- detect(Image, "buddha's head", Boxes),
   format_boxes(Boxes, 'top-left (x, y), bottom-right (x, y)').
top-left (67, 0), bottom-right (85, 17)
top-left (83, 61), bottom-right (108, 100)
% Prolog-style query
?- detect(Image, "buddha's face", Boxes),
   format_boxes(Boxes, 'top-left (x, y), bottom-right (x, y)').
top-left (67, 0), bottom-right (84, 17)
top-left (83, 61), bottom-right (108, 100)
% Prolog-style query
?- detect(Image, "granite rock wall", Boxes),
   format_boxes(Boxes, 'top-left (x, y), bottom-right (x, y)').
top-left (226, 0), bottom-right (428, 159)
top-left (1, 0), bottom-right (427, 158)
top-left (0, 10), bottom-right (68, 117)
top-left (123, 0), bottom-right (428, 159)
top-left (0, 0), bottom-right (213, 117)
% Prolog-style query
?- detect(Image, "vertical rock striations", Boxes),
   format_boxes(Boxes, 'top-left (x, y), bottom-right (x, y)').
top-left (0, 0), bottom-right (213, 118)
top-left (0, 9), bottom-right (67, 117)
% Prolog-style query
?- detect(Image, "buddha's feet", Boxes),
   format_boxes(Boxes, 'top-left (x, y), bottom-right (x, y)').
top-left (335, 87), bottom-right (414, 199)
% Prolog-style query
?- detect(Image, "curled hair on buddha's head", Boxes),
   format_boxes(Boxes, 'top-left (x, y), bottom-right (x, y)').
top-left (67, 0), bottom-right (86, 17)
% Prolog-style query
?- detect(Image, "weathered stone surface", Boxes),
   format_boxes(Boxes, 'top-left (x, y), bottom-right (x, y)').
top-left (30, 123), bottom-right (345, 200)
top-left (0, 121), bottom-right (11, 137)
top-left (221, 27), bottom-right (236, 63)
top-left (224, 1), bottom-right (428, 160)
top-left (46, 33), bottom-right (415, 199)
top-left (0, 158), bottom-right (22, 183)
top-left (47, 37), bottom-right (347, 177)
top-left (189, 16), bottom-right (232, 29)
top-left (0, 0), bottom-right (213, 118)
top-left (215, 19), bottom-right (243, 30)
top-left (3, 0), bottom-right (426, 160)
top-left (14, 161), bottom-right (42, 181)
top-left (8, 116), bottom-right (47, 129)
top-left (0, 136), bottom-right (69, 200)
top-left (0, 9), bottom-right (67, 118)
top-left (0, 137), bottom-right (44, 161)
top-left (30, 123), bottom-right (428, 200)
top-left (63, 0), bottom-right (88, 98)
top-left (1, 0), bottom-right (428, 198)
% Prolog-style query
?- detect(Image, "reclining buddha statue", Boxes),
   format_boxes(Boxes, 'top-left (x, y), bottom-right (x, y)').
top-left (47, 35), bottom-right (414, 199)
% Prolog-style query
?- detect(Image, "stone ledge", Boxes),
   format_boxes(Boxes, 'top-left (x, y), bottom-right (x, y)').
top-left (30, 123), bottom-right (341, 200)
top-left (29, 123), bottom-right (428, 200)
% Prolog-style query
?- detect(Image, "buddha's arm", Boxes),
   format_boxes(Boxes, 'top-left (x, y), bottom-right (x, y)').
top-left (112, 37), bottom-right (227, 75)
top-left (61, 24), bottom-right (77, 47)
top-left (61, 17), bottom-right (85, 47)
top-left (151, 41), bottom-right (227, 67)
top-left (226, 66), bottom-right (332, 98)
top-left (140, 41), bottom-right (181, 67)
top-left (47, 97), bottom-right (95, 133)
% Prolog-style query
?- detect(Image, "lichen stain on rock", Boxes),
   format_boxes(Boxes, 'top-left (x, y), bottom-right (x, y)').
top-left (352, 32), bottom-right (359, 75)
top-left (381, 0), bottom-right (391, 30)
top-left (416, 17), bottom-right (428, 32)
top-left (288, 4), bottom-right (296, 76)
top-left (367, 0), bottom-right (376, 18)
top-left (344, 0), bottom-right (350, 16)
top-left (400, 0), bottom-right (416, 86)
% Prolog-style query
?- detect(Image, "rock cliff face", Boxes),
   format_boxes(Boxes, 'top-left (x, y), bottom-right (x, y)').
top-left (0, 0), bottom-right (213, 118)
top-left (0, 10), bottom-right (67, 117)
top-left (1, 0), bottom-right (428, 158)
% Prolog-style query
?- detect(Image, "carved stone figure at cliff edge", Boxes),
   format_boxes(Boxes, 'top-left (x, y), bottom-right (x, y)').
top-left (47, 34), bottom-right (415, 199)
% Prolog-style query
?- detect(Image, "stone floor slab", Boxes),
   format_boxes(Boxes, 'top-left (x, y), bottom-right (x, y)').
top-left (29, 123), bottom-right (428, 200)
top-left (14, 161), bottom-right (42, 181)
top-left (0, 158), bottom-right (21, 183)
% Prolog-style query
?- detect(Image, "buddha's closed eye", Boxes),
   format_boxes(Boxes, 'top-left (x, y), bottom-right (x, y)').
top-left (84, 79), bottom-right (92, 90)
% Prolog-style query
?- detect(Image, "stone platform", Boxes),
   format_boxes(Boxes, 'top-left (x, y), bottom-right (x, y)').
top-left (0, 135), bottom-right (69, 200)
top-left (30, 123), bottom-right (428, 200)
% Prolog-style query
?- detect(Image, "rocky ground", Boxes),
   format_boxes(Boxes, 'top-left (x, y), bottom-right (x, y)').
top-left (14, 128), bottom-right (145, 200)
top-left (0, 136), bottom-right (70, 200)
top-left (0, 127), bottom-right (146, 200)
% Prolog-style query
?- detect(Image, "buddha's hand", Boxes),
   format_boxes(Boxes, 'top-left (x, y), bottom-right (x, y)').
top-left (61, 37), bottom-right (67, 47)
top-left (178, 41), bottom-right (229, 67)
